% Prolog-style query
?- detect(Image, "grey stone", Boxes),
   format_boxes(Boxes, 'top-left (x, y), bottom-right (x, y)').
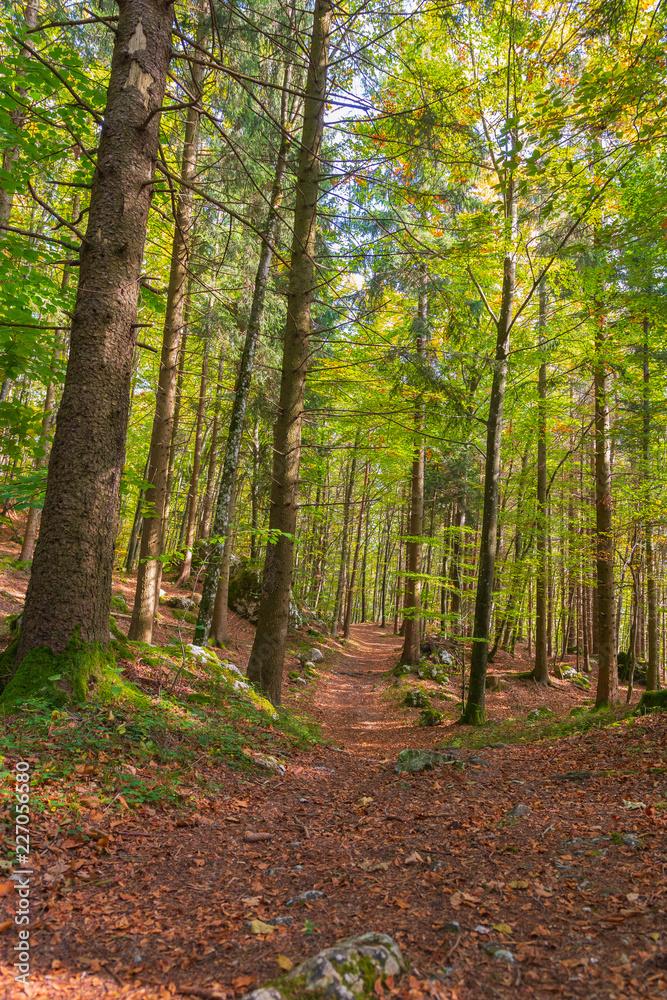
top-left (511, 804), bottom-right (531, 818)
top-left (396, 749), bottom-right (434, 773)
top-left (622, 833), bottom-right (641, 848)
top-left (468, 756), bottom-right (489, 767)
top-left (403, 689), bottom-right (431, 709)
top-left (395, 749), bottom-right (457, 774)
top-left (164, 595), bottom-right (196, 610)
top-left (270, 916), bottom-right (294, 926)
top-left (286, 889), bottom-right (326, 905)
top-left (492, 949), bottom-right (516, 963)
top-left (304, 661), bottom-right (317, 671)
top-left (294, 677), bottom-right (307, 686)
top-left (310, 648), bottom-right (324, 663)
top-left (443, 921), bottom-right (460, 933)
top-left (288, 932), bottom-right (406, 995)
top-left (242, 990), bottom-right (284, 1000)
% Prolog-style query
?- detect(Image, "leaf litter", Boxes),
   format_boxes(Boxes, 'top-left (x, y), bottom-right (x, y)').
top-left (0, 623), bottom-right (666, 1000)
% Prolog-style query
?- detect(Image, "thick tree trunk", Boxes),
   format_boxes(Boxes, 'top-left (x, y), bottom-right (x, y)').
top-left (129, 32), bottom-right (203, 641)
top-left (177, 342), bottom-right (208, 584)
top-left (463, 175), bottom-right (516, 724)
top-left (402, 275), bottom-right (427, 664)
top-left (593, 314), bottom-right (618, 706)
top-left (193, 104), bottom-right (293, 646)
top-left (14, 0), bottom-right (173, 683)
top-left (245, 0), bottom-right (332, 702)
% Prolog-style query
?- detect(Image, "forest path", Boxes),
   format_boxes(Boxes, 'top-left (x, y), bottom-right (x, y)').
top-left (2, 624), bottom-right (666, 1000)
top-left (304, 623), bottom-right (440, 755)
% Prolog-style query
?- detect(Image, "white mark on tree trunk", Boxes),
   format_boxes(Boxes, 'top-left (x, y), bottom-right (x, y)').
top-left (124, 61), bottom-right (154, 103)
top-left (128, 21), bottom-right (147, 53)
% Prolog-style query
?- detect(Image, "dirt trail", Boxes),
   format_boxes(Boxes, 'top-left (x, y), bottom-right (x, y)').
top-left (307, 625), bottom-right (441, 754)
top-left (1, 624), bottom-right (666, 1000)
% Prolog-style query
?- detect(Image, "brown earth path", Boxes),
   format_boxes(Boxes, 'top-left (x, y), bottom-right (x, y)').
top-left (1, 623), bottom-right (666, 1000)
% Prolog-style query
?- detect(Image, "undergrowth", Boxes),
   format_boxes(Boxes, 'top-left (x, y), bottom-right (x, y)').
top-left (0, 637), bottom-right (323, 817)
top-left (442, 703), bottom-right (637, 749)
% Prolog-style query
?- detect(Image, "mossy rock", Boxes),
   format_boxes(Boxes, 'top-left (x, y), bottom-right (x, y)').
top-left (288, 670), bottom-right (301, 680)
top-left (228, 562), bottom-right (262, 623)
top-left (403, 689), bottom-right (430, 709)
top-left (172, 608), bottom-right (197, 624)
top-left (418, 708), bottom-right (444, 727)
top-left (256, 932), bottom-right (406, 1000)
top-left (527, 706), bottom-right (555, 720)
top-left (110, 593), bottom-right (129, 614)
top-left (393, 663), bottom-right (412, 677)
top-left (635, 689), bottom-right (667, 715)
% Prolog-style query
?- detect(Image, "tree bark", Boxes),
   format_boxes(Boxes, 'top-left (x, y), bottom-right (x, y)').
top-left (462, 171), bottom-right (516, 724)
top-left (593, 308), bottom-right (618, 706)
top-left (193, 81), bottom-right (293, 646)
top-left (344, 458), bottom-right (369, 637)
top-left (245, 0), bottom-right (332, 702)
top-left (15, 0), bottom-right (174, 673)
top-left (531, 281), bottom-right (550, 683)
top-left (129, 27), bottom-right (203, 641)
top-left (331, 446), bottom-right (358, 636)
top-left (402, 273), bottom-right (427, 664)
top-left (250, 416), bottom-right (261, 560)
top-left (198, 351), bottom-right (224, 540)
top-left (177, 340), bottom-right (208, 584)
top-left (643, 318), bottom-right (659, 690)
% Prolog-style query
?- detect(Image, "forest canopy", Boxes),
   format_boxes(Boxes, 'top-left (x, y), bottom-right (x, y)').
top-left (1, 0), bottom-right (667, 722)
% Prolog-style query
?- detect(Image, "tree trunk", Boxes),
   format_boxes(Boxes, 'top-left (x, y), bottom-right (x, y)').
top-left (129, 28), bottom-right (203, 642)
top-left (344, 458), bottom-right (369, 637)
top-left (13, 0), bottom-right (174, 689)
top-left (593, 310), bottom-right (618, 706)
top-left (209, 470), bottom-right (239, 646)
top-left (250, 416), bottom-right (261, 560)
top-left (331, 446), bottom-right (358, 636)
top-left (531, 282), bottom-right (550, 682)
top-left (198, 351), bottom-right (224, 540)
top-left (463, 171), bottom-right (516, 724)
top-left (643, 318), bottom-right (659, 690)
top-left (193, 86), bottom-right (293, 646)
top-left (177, 341), bottom-right (209, 584)
top-left (402, 273), bottom-right (427, 664)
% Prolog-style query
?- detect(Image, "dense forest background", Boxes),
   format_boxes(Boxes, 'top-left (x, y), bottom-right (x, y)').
top-left (2, 0), bottom-right (667, 721)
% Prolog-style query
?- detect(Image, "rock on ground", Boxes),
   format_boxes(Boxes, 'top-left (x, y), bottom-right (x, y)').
top-left (242, 932), bottom-right (406, 1000)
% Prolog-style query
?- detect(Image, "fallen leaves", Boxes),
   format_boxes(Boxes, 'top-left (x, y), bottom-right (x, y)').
top-left (450, 891), bottom-right (480, 909)
top-left (248, 919), bottom-right (276, 935)
top-left (277, 954), bottom-right (294, 971)
top-left (360, 859), bottom-right (390, 872)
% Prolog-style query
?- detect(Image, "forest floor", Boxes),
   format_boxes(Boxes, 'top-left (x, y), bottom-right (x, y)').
top-left (0, 518), bottom-right (666, 1000)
